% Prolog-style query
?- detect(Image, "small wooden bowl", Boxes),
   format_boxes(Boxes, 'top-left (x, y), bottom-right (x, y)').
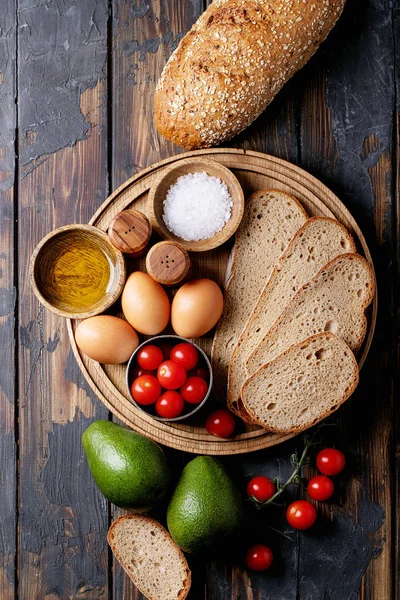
top-left (30, 224), bottom-right (126, 319)
top-left (126, 335), bottom-right (213, 422)
top-left (148, 158), bottom-right (245, 252)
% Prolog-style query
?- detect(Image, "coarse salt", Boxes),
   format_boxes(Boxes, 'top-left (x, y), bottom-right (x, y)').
top-left (162, 172), bottom-right (233, 241)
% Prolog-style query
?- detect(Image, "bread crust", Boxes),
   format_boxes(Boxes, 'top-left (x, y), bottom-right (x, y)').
top-left (154, 0), bottom-right (346, 150)
top-left (108, 514), bottom-right (191, 600)
top-left (241, 332), bottom-right (359, 433)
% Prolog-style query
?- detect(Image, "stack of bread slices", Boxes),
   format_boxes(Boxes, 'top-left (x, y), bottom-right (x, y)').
top-left (211, 190), bottom-right (375, 434)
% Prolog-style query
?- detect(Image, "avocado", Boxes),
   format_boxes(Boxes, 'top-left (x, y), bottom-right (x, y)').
top-left (82, 420), bottom-right (170, 511)
top-left (167, 456), bottom-right (243, 553)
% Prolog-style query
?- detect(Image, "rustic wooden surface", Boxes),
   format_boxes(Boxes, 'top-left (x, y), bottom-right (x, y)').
top-left (0, 0), bottom-right (397, 598)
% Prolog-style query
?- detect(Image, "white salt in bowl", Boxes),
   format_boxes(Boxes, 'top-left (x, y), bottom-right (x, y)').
top-left (148, 158), bottom-right (245, 252)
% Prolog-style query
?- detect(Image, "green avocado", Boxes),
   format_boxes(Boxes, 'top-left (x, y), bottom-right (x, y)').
top-left (82, 420), bottom-right (170, 511)
top-left (167, 456), bottom-right (243, 554)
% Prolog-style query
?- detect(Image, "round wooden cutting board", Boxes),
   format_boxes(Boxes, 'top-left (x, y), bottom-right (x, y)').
top-left (67, 149), bottom-right (377, 455)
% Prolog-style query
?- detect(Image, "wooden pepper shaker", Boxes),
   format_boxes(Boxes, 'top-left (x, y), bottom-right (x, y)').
top-left (146, 241), bottom-right (191, 287)
top-left (108, 209), bottom-right (152, 257)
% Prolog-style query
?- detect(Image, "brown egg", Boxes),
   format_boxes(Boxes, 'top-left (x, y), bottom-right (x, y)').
top-left (122, 271), bottom-right (170, 335)
top-left (171, 279), bottom-right (224, 338)
top-left (75, 316), bottom-right (139, 364)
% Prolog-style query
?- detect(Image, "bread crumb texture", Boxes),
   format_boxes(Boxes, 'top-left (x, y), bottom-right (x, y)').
top-left (155, 0), bottom-right (346, 149)
top-left (242, 332), bottom-right (359, 433)
top-left (246, 253), bottom-right (375, 375)
top-left (108, 515), bottom-right (191, 600)
top-left (211, 190), bottom-right (307, 404)
top-left (228, 217), bottom-right (356, 415)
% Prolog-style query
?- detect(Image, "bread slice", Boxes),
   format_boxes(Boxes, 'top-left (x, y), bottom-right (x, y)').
top-left (246, 253), bottom-right (375, 377)
top-left (108, 514), bottom-right (191, 600)
top-left (228, 217), bottom-right (356, 419)
top-left (242, 332), bottom-right (359, 433)
top-left (211, 190), bottom-right (307, 404)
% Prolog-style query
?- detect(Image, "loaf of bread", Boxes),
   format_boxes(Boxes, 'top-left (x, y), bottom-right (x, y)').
top-left (241, 332), bottom-right (359, 433)
top-left (211, 190), bottom-right (307, 404)
top-left (246, 253), bottom-right (375, 375)
top-left (108, 514), bottom-right (191, 600)
top-left (228, 217), bottom-right (356, 419)
top-left (154, 0), bottom-right (346, 150)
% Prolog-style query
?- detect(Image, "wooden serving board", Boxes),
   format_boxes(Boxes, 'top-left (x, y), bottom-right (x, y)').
top-left (67, 149), bottom-right (377, 455)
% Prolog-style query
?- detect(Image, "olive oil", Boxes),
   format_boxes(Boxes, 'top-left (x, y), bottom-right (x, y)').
top-left (42, 231), bottom-right (113, 311)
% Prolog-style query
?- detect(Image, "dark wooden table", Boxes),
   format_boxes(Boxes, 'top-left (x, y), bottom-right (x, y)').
top-left (0, 0), bottom-right (398, 598)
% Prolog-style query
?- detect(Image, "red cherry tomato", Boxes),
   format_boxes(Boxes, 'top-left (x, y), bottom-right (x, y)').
top-left (131, 374), bottom-right (161, 405)
top-left (245, 545), bottom-right (274, 571)
top-left (247, 476), bottom-right (276, 502)
top-left (286, 500), bottom-right (317, 530)
top-left (131, 365), bottom-right (155, 379)
top-left (157, 360), bottom-right (187, 390)
top-left (316, 448), bottom-right (346, 476)
top-left (137, 345), bottom-right (164, 371)
top-left (155, 391), bottom-right (184, 418)
top-left (170, 343), bottom-right (199, 370)
top-left (181, 376), bottom-right (208, 404)
top-left (189, 365), bottom-right (209, 380)
top-left (159, 343), bottom-right (173, 361)
top-left (307, 475), bottom-right (334, 501)
top-left (205, 410), bottom-right (236, 438)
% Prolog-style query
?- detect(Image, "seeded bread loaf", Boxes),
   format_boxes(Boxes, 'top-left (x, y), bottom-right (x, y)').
top-left (228, 217), bottom-right (356, 419)
top-left (154, 0), bottom-right (346, 150)
top-left (108, 514), bottom-right (191, 600)
top-left (211, 190), bottom-right (307, 404)
top-left (241, 332), bottom-right (359, 433)
top-left (246, 253), bottom-right (375, 376)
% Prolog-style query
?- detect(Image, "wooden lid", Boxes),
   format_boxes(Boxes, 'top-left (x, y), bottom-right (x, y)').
top-left (108, 209), bottom-right (152, 254)
top-left (146, 241), bottom-right (191, 286)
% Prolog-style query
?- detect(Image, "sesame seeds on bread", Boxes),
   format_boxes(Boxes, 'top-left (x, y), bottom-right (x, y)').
top-left (241, 332), bottom-right (359, 434)
top-left (228, 217), bottom-right (356, 419)
top-left (154, 0), bottom-right (346, 150)
top-left (211, 190), bottom-right (307, 406)
top-left (108, 514), bottom-right (191, 600)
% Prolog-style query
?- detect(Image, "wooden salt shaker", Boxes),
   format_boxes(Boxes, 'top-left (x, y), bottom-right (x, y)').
top-left (146, 241), bottom-right (191, 287)
top-left (108, 209), bottom-right (152, 257)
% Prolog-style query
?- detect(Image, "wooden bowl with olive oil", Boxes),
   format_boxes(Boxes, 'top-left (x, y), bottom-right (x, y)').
top-left (30, 224), bottom-right (126, 319)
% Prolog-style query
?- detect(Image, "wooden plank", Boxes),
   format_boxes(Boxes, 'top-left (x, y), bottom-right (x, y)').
top-left (298, 2), bottom-right (395, 598)
top-left (0, 1), bottom-right (16, 598)
top-left (17, 1), bottom-right (111, 598)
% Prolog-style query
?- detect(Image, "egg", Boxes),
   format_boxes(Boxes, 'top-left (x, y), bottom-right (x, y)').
top-left (122, 271), bottom-right (170, 335)
top-left (171, 279), bottom-right (224, 338)
top-left (75, 316), bottom-right (139, 364)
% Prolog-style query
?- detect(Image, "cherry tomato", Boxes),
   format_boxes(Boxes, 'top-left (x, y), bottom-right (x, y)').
top-left (205, 410), bottom-right (236, 438)
top-left (181, 376), bottom-right (208, 404)
top-left (170, 343), bottom-right (199, 370)
top-left (131, 374), bottom-right (161, 405)
top-left (286, 500), bottom-right (317, 530)
top-left (247, 476), bottom-right (276, 502)
top-left (131, 365), bottom-right (155, 379)
top-left (137, 345), bottom-right (164, 371)
top-left (316, 448), bottom-right (346, 476)
top-left (155, 391), bottom-right (184, 418)
top-left (189, 365), bottom-right (209, 380)
top-left (157, 360), bottom-right (187, 390)
top-left (159, 343), bottom-right (173, 361)
top-left (307, 476), bottom-right (334, 501)
top-left (245, 545), bottom-right (274, 571)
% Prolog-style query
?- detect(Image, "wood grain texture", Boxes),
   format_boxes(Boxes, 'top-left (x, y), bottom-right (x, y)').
top-left (17, 1), bottom-right (111, 598)
top-left (145, 241), bottom-right (191, 286)
top-left (0, 1), bottom-right (16, 599)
